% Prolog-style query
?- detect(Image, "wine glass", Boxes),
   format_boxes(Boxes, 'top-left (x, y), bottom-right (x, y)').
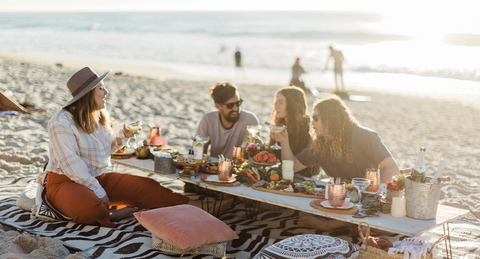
top-left (125, 121), bottom-right (142, 133)
top-left (247, 125), bottom-right (262, 138)
top-left (351, 178), bottom-right (371, 208)
top-left (269, 124), bottom-right (285, 150)
top-left (199, 136), bottom-right (210, 145)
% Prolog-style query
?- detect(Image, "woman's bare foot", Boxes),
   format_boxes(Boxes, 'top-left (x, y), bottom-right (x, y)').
top-left (108, 207), bottom-right (138, 222)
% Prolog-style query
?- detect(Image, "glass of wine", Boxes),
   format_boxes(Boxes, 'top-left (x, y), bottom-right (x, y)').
top-left (125, 121), bottom-right (142, 133)
top-left (247, 125), bottom-right (262, 138)
top-left (351, 178), bottom-right (371, 208)
top-left (269, 124), bottom-right (285, 150)
top-left (197, 135), bottom-right (210, 145)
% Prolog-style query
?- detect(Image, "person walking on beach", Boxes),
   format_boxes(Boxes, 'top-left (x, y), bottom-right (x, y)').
top-left (195, 81), bottom-right (259, 159)
top-left (290, 58), bottom-right (307, 92)
top-left (234, 47), bottom-right (246, 78)
top-left (44, 67), bottom-right (189, 228)
top-left (325, 46), bottom-right (345, 93)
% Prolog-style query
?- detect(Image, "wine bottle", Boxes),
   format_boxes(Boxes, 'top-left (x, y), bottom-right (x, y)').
top-left (411, 147), bottom-right (426, 182)
top-left (193, 140), bottom-right (204, 162)
top-left (430, 159), bottom-right (447, 183)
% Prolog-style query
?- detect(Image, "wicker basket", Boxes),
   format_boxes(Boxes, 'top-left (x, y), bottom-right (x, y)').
top-left (357, 221), bottom-right (445, 259)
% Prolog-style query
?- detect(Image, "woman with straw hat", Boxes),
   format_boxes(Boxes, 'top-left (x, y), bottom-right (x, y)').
top-left (44, 67), bottom-right (189, 228)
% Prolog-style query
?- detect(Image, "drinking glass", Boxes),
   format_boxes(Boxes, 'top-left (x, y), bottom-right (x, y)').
top-left (328, 182), bottom-right (346, 207)
top-left (247, 125), bottom-right (262, 137)
top-left (269, 124), bottom-right (285, 150)
top-left (351, 178), bottom-right (371, 208)
top-left (198, 136), bottom-right (210, 145)
top-left (365, 168), bottom-right (380, 192)
top-left (125, 121), bottom-right (142, 133)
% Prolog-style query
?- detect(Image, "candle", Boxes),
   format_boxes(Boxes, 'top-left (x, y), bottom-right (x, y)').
top-left (282, 160), bottom-right (294, 170)
top-left (391, 197), bottom-right (406, 217)
top-left (282, 169), bottom-right (294, 181)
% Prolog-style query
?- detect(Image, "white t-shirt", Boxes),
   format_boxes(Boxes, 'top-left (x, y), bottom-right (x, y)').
top-left (195, 110), bottom-right (259, 159)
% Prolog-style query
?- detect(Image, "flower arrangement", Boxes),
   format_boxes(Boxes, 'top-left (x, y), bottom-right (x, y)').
top-left (246, 143), bottom-right (267, 157)
top-left (385, 173), bottom-right (405, 192)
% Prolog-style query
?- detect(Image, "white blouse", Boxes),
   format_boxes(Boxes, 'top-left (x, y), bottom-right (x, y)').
top-left (46, 109), bottom-right (127, 198)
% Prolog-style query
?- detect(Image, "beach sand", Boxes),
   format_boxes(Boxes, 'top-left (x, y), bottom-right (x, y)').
top-left (1, 55), bottom-right (479, 258)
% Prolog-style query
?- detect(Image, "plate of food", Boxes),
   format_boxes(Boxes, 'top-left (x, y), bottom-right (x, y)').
top-left (363, 186), bottom-right (385, 195)
top-left (112, 147), bottom-right (134, 156)
top-left (316, 199), bottom-right (354, 210)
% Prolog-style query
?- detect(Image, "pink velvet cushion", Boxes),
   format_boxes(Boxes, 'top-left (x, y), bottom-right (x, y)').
top-left (134, 204), bottom-right (239, 250)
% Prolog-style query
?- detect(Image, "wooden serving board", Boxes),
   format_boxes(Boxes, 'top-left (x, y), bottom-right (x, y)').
top-left (111, 154), bottom-right (133, 159)
top-left (252, 186), bottom-right (325, 199)
top-left (201, 175), bottom-right (240, 187)
top-left (309, 200), bottom-right (359, 215)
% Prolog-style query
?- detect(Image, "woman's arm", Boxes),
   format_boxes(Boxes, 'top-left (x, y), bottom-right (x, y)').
top-left (378, 157), bottom-right (399, 183)
top-left (274, 128), bottom-right (307, 172)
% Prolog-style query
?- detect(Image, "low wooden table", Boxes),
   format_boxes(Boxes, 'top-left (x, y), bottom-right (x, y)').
top-left (112, 157), bottom-right (469, 258)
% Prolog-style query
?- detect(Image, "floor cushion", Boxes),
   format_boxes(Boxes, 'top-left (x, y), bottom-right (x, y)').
top-left (253, 234), bottom-right (360, 259)
top-left (134, 204), bottom-right (238, 250)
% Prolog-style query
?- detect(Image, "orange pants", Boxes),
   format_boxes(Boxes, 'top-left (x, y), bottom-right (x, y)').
top-left (46, 172), bottom-right (189, 228)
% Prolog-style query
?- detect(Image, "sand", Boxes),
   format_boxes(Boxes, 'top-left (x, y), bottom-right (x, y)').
top-left (0, 55), bottom-right (479, 257)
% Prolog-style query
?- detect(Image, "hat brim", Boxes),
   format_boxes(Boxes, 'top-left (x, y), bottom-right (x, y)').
top-left (63, 70), bottom-right (110, 108)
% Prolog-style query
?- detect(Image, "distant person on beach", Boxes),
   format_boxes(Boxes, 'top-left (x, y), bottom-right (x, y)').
top-left (147, 126), bottom-right (168, 147)
top-left (290, 58), bottom-right (307, 92)
top-left (195, 81), bottom-right (259, 159)
top-left (268, 87), bottom-right (319, 177)
top-left (273, 95), bottom-right (399, 231)
top-left (234, 47), bottom-right (246, 78)
top-left (44, 67), bottom-right (189, 227)
top-left (325, 46), bottom-right (345, 93)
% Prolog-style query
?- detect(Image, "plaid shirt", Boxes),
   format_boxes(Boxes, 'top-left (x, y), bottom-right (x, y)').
top-left (46, 109), bottom-right (127, 198)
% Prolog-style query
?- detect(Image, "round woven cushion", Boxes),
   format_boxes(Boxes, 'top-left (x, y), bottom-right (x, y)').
top-left (253, 234), bottom-right (359, 259)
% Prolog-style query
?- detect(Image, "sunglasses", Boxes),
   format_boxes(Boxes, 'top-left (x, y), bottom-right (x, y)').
top-left (152, 127), bottom-right (159, 129)
top-left (312, 114), bottom-right (319, 122)
top-left (224, 99), bottom-right (243, 109)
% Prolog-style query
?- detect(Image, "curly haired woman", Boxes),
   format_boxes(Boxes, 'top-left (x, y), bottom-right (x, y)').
top-left (269, 87), bottom-right (319, 177)
top-left (274, 95), bottom-right (399, 231)
top-left (275, 95), bottom-right (398, 183)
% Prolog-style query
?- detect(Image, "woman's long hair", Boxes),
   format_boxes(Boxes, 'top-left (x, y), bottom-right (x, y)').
top-left (64, 87), bottom-right (109, 134)
top-left (270, 87), bottom-right (310, 155)
top-left (312, 96), bottom-right (358, 162)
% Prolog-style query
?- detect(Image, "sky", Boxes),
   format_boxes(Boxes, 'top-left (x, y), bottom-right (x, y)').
top-left (0, 0), bottom-right (474, 16)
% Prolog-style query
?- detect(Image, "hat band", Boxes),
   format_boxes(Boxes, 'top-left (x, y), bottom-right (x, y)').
top-left (71, 75), bottom-right (98, 97)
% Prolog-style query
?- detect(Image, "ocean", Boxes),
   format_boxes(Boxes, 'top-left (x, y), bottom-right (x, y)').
top-left (1, 11), bottom-right (480, 97)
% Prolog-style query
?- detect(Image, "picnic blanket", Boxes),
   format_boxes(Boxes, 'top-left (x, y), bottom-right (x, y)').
top-left (1, 174), bottom-right (479, 258)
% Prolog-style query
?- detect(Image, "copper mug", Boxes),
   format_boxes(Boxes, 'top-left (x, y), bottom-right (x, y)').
top-left (218, 160), bottom-right (233, 181)
top-left (232, 147), bottom-right (243, 165)
top-left (328, 183), bottom-right (346, 207)
top-left (365, 168), bottom-right (380, 192)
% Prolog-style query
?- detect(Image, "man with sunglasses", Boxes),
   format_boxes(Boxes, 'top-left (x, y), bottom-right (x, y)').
top-left (195, 82), bottom-right (259, 159)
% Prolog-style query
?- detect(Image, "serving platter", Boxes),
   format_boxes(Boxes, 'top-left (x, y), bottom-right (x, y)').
top-left (309, 200), bottom-right (359, 215)
top-left (252, 161), bottom-right (278, 166)
top-left (111, 151), bottom-right (134, 159)
top-left (201, 175), bottom-right (240, 187)
top-left (252, 185), bottom-right (325, 199)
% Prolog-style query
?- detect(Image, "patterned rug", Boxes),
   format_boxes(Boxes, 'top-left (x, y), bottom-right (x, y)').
top-left (1, 174), bottom-right (479, 258)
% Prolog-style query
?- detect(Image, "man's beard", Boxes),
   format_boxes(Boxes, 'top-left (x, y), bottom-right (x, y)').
top-left (225, 110), bottom-right (240, 123)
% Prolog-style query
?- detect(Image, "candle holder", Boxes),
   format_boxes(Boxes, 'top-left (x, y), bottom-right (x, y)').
top-left (365, 168), bottom-right (380, 192)
top-left (328, 183), bottom-right (346, 207)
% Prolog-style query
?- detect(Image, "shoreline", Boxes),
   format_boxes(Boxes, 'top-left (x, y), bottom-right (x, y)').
top-left (2, 52), bottom-right (480, 111)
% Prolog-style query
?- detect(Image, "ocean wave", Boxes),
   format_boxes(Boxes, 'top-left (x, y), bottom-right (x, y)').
top-left (444, 33), bottom-right (480, 47)
top-left (351, 65), bottom-right (480, 82)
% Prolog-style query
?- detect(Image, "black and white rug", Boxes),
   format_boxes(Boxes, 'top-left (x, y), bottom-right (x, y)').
top-left (0, 175), bottom-right (478, 258)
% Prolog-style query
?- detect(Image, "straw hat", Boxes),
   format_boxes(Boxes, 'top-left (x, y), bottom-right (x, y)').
top-left (63, 67), bottom-right (110, 108)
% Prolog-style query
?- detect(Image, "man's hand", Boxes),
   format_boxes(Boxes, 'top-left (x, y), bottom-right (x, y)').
top-left (101, 195), bottom-right (110, 208)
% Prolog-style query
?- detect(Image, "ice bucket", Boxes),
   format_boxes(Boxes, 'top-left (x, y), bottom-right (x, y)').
top-left (154, 153), bottom-right (176, 174)
top-left (405, 176), bottom-right (443, 220)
